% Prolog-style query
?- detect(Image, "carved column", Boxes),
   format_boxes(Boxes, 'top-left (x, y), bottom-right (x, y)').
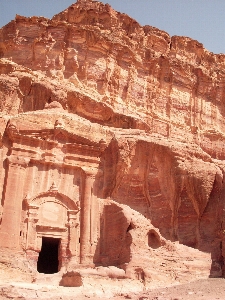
top-left (0, 156), bottom-right (29, 249)
top-left (80, 171), bottom-right (95, 264)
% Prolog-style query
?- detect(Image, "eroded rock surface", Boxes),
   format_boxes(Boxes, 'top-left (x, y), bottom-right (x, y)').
top-left (0, 0), bottom-right (225, 297)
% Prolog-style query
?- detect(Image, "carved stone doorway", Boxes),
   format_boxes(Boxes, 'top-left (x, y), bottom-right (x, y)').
top-left (37, 237), bottom-right (60, 274)
top-left (23, 189), bottom-right (80, 270)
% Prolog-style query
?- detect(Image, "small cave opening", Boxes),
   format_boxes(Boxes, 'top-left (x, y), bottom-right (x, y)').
top-left (135, 267), bottom-right (145, 282)
top-left (148, 230), bottom-right (161, 249)
top-left (126, 223), bottom-right (134, 232)
top-left (37, 237), bottom-right (60, 274)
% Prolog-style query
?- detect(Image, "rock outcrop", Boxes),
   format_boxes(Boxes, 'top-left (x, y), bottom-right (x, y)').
top-left (0, 0), bottom-right (225, 296)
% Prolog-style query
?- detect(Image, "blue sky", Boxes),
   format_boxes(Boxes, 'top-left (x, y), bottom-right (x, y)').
top-left (0, 0), bottom-right (224, 54)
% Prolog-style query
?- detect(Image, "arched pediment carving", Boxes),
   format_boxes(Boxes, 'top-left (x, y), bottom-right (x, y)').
top-left (25, 191), bottom-right (79, 229)
top-left (25, 190), bottom-right (79, 211)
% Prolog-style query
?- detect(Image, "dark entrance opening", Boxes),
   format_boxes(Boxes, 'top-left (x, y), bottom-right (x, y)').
top-left (37, 237), bottom-right (60, 274)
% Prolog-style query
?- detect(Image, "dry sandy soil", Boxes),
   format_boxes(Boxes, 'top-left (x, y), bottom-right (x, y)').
top-left (116, 278), bottom-right (225, 300)
top-left (1, 278), bottom-right (225, 300)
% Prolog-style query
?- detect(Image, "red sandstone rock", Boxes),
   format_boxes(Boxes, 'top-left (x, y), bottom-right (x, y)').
top-left (0, 0), bottom-right (225, 297)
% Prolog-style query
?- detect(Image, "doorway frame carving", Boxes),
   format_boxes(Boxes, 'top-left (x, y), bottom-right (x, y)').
top-left (23, 188), bottom-right (79, 271)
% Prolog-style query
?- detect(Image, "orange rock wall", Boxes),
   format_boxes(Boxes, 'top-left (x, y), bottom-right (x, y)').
top-left (0, 0), bottom-right (225, 281)
top-left (1, 1), bottom-right (225, 160)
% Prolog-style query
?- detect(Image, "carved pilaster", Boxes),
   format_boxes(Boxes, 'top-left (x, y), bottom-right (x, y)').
top-left (0, 155), bottom-right (30, 249)
top-left (26, 205), bottom-right (39, 250)
top-left (59, 232), bottom-right (69, 269)
top-left (80, 170), bottom-right (96, 264)
top-left (66, 210), bottom-right (79, 260)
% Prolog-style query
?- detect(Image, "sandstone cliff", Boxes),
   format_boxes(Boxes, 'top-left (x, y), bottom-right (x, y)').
top-left (0, 0), bottom-right (225, 296)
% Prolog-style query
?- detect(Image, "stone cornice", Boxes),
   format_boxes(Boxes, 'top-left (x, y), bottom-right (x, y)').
top-left (7, 155), bottom-right (30, 167)
top-left (36, 225), bottom-right (67, 232)
top-left (7, 121), bottom-right (108, 151)
top-left (6, 121), bottom-right (107, 170)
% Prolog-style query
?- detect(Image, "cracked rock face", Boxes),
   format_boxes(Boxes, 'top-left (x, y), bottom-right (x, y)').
top-left (0, 0), bottom-right (225, 297)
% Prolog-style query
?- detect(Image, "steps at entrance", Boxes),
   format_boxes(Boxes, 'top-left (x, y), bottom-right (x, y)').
top-left (34, 272), bottom-right (62, 285)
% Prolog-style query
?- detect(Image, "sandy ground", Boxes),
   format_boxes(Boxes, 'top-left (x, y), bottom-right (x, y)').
top-left (109, 278), bottom-right (225, 300)
top-left (1, 278), bottom-right (225, 300)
